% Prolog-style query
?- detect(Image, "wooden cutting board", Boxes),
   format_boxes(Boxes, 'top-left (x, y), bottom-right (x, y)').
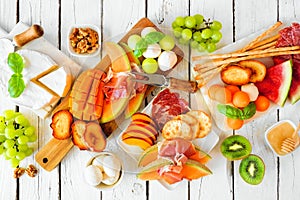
top-left (36, 17), bottom-right (184, 171)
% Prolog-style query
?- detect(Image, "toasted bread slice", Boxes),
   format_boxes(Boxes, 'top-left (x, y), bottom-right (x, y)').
top-left (186, 110), bottom-right (212, 138)
top-left (162, 119), bottom-right (193, 140)
top-left (71, 120), bottom-right (89, 150)
top-left (221, 65), bottom-right (252, 85)
top-left (174, 114), bottom-right (200, 138)
top-left (238, 60), bottom-right (266, 82)
top-left (50, 110), bottom-right (73, 140)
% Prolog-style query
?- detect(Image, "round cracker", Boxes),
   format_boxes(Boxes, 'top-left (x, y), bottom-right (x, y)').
top-left (162, 119), bottom-right (193, 140)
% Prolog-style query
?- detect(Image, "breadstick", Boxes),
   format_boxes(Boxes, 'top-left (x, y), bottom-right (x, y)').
top-left (248, 34), bottom-right (280, 50)
top-left (193, 46), bottom-right (300, 62)
top-left (251, 40), bottom-right (277, 50)
top-left (239, 21), bottom-right (282, 52)
top-left (195, 49), bottom-right (300, 70)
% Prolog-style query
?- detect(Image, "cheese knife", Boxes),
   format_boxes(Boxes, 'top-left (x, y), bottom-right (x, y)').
top-left (131, 71), bottom-right (198, 93)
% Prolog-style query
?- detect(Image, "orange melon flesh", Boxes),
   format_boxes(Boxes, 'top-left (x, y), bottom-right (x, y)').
top-left (104, 42), bottom-right (131, 73)
top-left (100, 97), bottom-right (128, 123)
top-left (189, 147), bottom-right (212, 164)
top-left (119, 42), bottom-right (141, 66)
top-left (161, 171), bottom-right (183, 184)
top-left (137, 158), bottom-right (172, 180)
top-left (181, 159), bottom-right (212, 180)
top-left (124, 91), bottom-right (146, 119)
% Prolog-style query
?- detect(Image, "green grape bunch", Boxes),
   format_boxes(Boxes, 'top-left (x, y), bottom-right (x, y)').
top-left (0, 110), bottom-right (37, 168)
top-left (172, 14), bottom-right (223, 53)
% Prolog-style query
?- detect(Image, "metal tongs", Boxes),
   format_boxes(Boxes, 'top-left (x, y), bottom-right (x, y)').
top-left (131, 71), bottom-right (198, 93)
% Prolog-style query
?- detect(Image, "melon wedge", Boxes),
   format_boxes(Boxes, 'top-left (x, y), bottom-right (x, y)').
top-left (180, 159), bottom-right (212, 180)
top-left (137, 158), bottom-right (172, 180)
top-left (255, 60), bottom-right (293, 106)
top-left (137, 144), bottom-right (211, 167)
top-left (100, 98), bottom-right (128, 123)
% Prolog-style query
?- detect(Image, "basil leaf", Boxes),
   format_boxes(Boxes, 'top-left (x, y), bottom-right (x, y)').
top-left (144, 31), bottom-right (165, 44)
top-left (8, 74), bottom-right (25, 98)
top-left (7, 53), bottom-right (24, 74)
top-left (134, 38), bottom-right (148, 57)
top-left (217, 103), bottom-right (257, 120)
top-left (217, 104), bottom-right (242, 119)
top-left (240, 102), bottom-right (256, 120)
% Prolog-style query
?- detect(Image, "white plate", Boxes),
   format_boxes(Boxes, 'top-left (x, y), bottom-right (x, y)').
top-left (193, 20), bottom-right (299, 131)
top-left (116, 89), bottom-right (220, 190)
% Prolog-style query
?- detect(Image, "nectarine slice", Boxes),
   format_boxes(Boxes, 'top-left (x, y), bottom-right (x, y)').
top-left (122, 129), bottom-right (154, 146)
top-left (122, 137), bottom-right (152, 150)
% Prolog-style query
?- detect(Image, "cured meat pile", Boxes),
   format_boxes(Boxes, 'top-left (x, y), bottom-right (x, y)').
top-left (151, 88), bottom-right (189, 130)
top-left (273, 23), bottom-right (300, 103)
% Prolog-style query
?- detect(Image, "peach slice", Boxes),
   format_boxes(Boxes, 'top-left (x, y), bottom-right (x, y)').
top-left (83, 122), bottom-right (107, 152)
top-left (122, 137), bottom-right (152, 150)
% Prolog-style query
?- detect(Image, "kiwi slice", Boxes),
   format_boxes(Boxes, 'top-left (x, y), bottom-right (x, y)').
top-left (239, 154), bottom-right (265, 185)
top-left (220, 135), bottom-right (252, 160)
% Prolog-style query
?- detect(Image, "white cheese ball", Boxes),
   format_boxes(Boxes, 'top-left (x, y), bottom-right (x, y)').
top-left (141, 27), bottom-right (157, 38)
top-left (102, 170), bottom-right (121, 185)
top-left (102, 155), bottom-right (121, 178)
top-left (241, 83), bottom-right (259, 101)
top-left (84, 165), bottom-right (103, 186)
top-left (158, 51), bottom-right (178, 71)
top-left (143, 43), bottom-right (161, 58)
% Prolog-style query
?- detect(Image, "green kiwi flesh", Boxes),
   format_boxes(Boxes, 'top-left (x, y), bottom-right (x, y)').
top-left (239, 154), bottom-right (265, 185)
top-left (220, 135), bottom-right (252, 160)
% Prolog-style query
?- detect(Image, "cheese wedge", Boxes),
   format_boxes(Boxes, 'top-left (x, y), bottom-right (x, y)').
top-left (0, 49), bottom-right (72, 117)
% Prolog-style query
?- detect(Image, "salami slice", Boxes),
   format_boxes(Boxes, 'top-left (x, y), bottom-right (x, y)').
top-left (151, 89), bottom-right (189, 130)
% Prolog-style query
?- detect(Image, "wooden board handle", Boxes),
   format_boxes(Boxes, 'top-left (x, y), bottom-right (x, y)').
top-left (35, 138), bottom-right (74, 171)
top-left (169, 77), bottom-right (198, 93)
top-left (13, 24), bottom-right (44, 47)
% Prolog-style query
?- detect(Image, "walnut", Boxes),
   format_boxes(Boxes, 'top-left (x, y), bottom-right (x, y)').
top-left (25, 164), bottom-right (38, 178)
top-left (14, 167), bottom-right (25, 179)
top-left (69, 27), bottom-right (99, 54)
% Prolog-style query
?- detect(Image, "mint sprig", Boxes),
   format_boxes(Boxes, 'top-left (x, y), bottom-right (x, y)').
top-left (7, 53), bottom-right (26, 98)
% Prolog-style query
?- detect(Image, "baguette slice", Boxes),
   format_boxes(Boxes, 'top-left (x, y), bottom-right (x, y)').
top-left (50, 110), bottom-right (73, 140)
top-left (186, 110), bottom-right (212, 138)
top-left (71, 120), bottom-right (89, 150)
top-left (162, 119), bottom-right (193, 140)
top-left (221, 65), bottom-right (252, 85)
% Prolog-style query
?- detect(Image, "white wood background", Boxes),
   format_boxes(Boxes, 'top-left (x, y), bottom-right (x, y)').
top-left (1, 0), bottom-right (300, 200)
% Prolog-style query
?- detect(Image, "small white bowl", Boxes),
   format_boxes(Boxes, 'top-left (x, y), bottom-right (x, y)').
top-left (265, 120), bottom-right (297, 156)
top-left (86, 152), bottom-right (123, 190)
top-left (68, 24), bottom-right (100, 57)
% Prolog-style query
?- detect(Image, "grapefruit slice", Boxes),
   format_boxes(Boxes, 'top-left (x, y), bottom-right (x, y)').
top-left (255, 60), bottom-right (293, 106)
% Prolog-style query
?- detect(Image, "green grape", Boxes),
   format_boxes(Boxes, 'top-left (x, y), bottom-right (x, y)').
top-left (173, 27), bottom-right (183, 38)
top-left (10, 158), bottom-right (20, 168)
top-left (211, 30), bottom-right (222, 43)
top-left (24, 126), bottom-right (35, 136)
top-left (159, 35), bottom-right (175, 51)
top-left (0, 144), bottom-right (5, 155)
top-left (3, 152), bottom-right (10, 160)
top-left (5, 127), bottom-right (17, 139)
top-left (0, 123), bottom-right (6, 134)
top-left (0, 135), bottom-right (5, 143)
top-left (172, 21), bottom-right (179, 29)
top-left (190, 40), bottom-right (199, 49)
top-left (28, 134), bottom-right (37, 142)
top-left (127, 34), bottom-right (142, 50)
top-left (18, 144), bottom-right (29, 152)
top-left (25, 148), bottom-right (34, 156)
top-left (210, 20), bottom-right (222, 30)
top-left (4, 110), bottom-right (16, 120)
top-left (6, 119), bottom-right (15, 126)
top-left (201, 28), bottom-right (213, 39)
top-left (193, 31), bottom-right (203, 42)
top-left (207, 42), bottom-right (217, 52)
top-left (15, 115), bottom-right (29, 127)
top-left (0, 116), bottom-right (5, 123)
top-left (3, 139), bottom-right (15, 149)
top-left (198, 42), bottom-right (207, 52)
top-left (181, 29), bottom-right (192, 40)
top-left (178, 37), bottom-right (190, 45)
top-left (15, 129), bottom-right (23, 136)
top-left (6, 147), bottom-right (17, 158)
top-left (194, 14), bottom-right (204, 25)
top-left (175, 16), bottom-right (185, 27)
top-left (142, 58), bottom-right (158, 74)
top-left (184, 16), bottom-right (196, 28)
top-left (17, 135), bottom-right (29, 144)
top-left (16, 152), bottom-right (26, 161)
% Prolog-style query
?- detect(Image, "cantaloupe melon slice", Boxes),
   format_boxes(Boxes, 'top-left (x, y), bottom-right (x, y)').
top-left (137, 158), bottom-right (172, 180)
top-left (180, 159), bottom-right (212, 180)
